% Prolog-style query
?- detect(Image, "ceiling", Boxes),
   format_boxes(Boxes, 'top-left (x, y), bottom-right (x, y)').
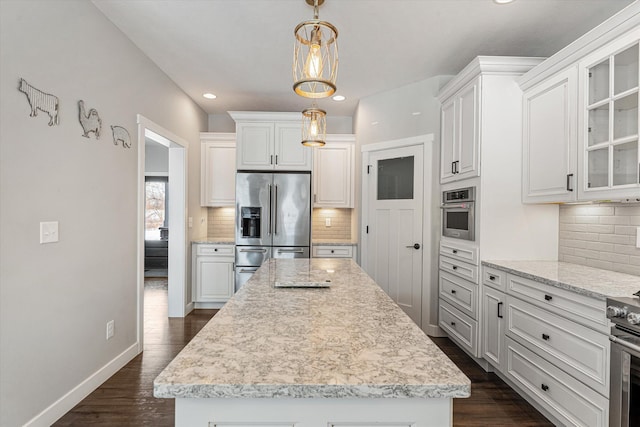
top-left (92, 0), bottom-right (634, 118)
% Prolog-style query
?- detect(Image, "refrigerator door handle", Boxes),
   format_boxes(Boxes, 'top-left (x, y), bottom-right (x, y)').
top-left (268, 184), bottom-right (272, 235)
top-left (277, 249), bottom-right (304, 254)
top-left (274, 185), bottom-right (278, 235)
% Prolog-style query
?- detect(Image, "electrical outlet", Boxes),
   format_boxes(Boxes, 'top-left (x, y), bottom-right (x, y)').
top-left (39, 221), bottom-right (59, 244)
top-left (325, 217), bottom-right (331, 227)
top-left (636, 227), bottom-right (640, 249)
top-left (188, 217), bottom-right (193, 228)
top-left (106, 320), bottom-right (114, 340)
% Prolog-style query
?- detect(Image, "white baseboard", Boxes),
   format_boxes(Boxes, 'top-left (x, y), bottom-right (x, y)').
top-left (424, 324), bottom-right (446, 337)
top-left (24, 343), bottom-right (140, 427)
top-left (185, 301), bottom-right (195, 314)
top-left (194, 301), bottom-right (225, 309)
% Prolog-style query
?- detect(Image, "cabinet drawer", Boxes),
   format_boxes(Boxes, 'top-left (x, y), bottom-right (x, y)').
top-left (312, 245), bottom-right (353, 258)
top-left (505, 336), bottom-right (608, 427)
top-left (439, 240), bottom-right (478, 265)
top-left (439, 256), bottom-right (478, 284)
top-left (482, 266), bottom-right (506, 292)
top-left (196, 244), bottom-right (234, 256)
top-left (507, 274), bottom-right (608, 333)
top-left (439, 300), bottom-right (478, 357)
top-left (506, 296), bottom-right (609, 396)
top-left (439, 271), bottom-right (477, 318)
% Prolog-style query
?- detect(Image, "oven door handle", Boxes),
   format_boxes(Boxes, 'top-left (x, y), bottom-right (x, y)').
top-left (440, 203), bottom-right (472, 209)
top-left (610, 335), bottom-right (640, 356)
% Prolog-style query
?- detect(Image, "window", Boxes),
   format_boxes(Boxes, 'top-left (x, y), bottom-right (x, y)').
top-left (145, 176), bottom-right (168, 240)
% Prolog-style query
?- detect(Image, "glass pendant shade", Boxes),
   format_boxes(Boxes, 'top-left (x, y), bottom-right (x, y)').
top-left (301, 106), bottom-right (326, 147)
top-left (293, 1), bottom-right (338, 98)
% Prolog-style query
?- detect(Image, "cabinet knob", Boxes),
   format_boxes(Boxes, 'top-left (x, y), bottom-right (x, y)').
top-left (451, 289), bottom-right (457, 294)
top-left (331, 250), bottom-right (335, 253)
top-left (452, 265), bottom-right (458, 270)
top-left (541, 384), bottom-right (549, 392)
top-left (544, 294), bottom-right (553, 302)
top-left (450, 321), bottom-right (456, 327)
top-left (542, 333), bottom-right (550, 341)
top-left (214, 248), bottom-right (218, 252)
top-left (452, 249), bottom-right (458, 254)
top-left (489, 275), bottom-right (496, 281)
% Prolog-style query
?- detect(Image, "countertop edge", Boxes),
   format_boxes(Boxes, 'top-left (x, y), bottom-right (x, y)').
top-left (153, 383), bottom-right (471, 399)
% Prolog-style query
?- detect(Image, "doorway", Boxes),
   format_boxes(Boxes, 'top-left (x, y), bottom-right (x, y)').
top-left (136, 115), bottom-right (189, 352)
top-left (361, 134), bottom-right (439, 334)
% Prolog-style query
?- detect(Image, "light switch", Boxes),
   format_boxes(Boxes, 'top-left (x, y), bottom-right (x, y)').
top-left (188, 217), bottom-right (193, 228)
top-left (325, 217), bottom-right (331, 227)
top-left (40, 221), bottom-right (59, 244)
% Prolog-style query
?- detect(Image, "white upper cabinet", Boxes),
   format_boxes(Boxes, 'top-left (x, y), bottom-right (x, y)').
top-left (578, 29), bottom-right (640, 201)
top-left (522, 67), bottom-right (578, 203)
top-left (230, 112), bottom-right (312, 171)
top-left (201, 133), bottom-right (236, 207)
top-left (519, 6), bottom-right (640, 203)
top-left (312, 135), bottom-right (355, 208)
top-left (439, 77), bottom-right (480, 183)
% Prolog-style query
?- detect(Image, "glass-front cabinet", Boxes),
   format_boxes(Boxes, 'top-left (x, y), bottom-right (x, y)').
top-left (579, 30), bottom-right (640, 200)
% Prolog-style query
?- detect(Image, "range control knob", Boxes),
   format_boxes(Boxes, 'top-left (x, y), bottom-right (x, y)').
top-left (607, 305), bottom-right (628, 318)
top-left (627, 312), bottom-right (640, 325)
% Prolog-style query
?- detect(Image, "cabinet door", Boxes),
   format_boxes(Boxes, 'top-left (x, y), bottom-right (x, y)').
top-left (201, 140), bottom-right (236, 207)
top-left (274, 122), bottom-right (312, 171)
top-left (482, 286), bottom-right (505, 371)
top-left (313, 141), bottom-right (354, 207)
top-left (197, 257), bottom-right (234, 302)
top-left (456, 78), bottom-right (480, 180)
top-left (236, 122), bottom-right (274, 170)
top-left (578, 29), bottom-right (640, 201)
top-left (440, 98), bottom-right (457, 182)
top-left (522, 67), bottom-right (578, 203)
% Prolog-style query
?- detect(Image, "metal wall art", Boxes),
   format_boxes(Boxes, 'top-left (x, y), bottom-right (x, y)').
top-left (78, 100), bottom-right (102, 139)
top-left (18, 78), bottom-right (60, 126)
top-left (110, 125), bottom-right (131, 148)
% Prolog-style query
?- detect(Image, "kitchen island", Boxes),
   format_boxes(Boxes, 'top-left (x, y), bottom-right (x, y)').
top-left (154, 258), bottom-right (470, 426)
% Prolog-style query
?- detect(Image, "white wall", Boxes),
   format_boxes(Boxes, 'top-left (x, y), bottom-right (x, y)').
top-left (0, 1), bottom-right (208, 425)
top-left (145, 140), bottom-right (169, 173)
top-left (353, 76), bottom-right (452, 331)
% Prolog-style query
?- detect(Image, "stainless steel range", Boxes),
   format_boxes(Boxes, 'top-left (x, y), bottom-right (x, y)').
top-left (607, 291), bottom-right (640, 427)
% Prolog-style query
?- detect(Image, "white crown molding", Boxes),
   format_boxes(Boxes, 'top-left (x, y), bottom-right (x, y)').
top-left (438, 56), bottom-right (545, 101)
top-left (200, 132), bottom-right (236, 142)
top-left (227, 111), bottom-right (302, 122)
top-left (518, 2), bottom-right (640, 91)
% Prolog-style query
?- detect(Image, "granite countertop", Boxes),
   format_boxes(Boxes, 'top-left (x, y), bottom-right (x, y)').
top-left (154, 258), bottom-right (470, 400)
top-left (483, 260), bottom-right (640, 300)
top-left (192, 238), bottom-right (234, 245)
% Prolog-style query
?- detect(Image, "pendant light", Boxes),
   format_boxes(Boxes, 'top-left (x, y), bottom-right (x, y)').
top-left (301, 105), bottom-right (326, 147)
top-left (293, 0), bottom-right (338, 99)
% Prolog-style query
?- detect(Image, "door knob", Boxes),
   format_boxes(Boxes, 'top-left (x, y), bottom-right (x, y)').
top-left (406, 243), bottom-right (421, 250)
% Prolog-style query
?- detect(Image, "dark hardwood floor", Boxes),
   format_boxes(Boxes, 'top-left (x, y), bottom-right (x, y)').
top-left (55, 278), bottom-right (552, 426)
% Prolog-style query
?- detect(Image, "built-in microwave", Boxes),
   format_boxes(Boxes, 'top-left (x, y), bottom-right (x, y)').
top-left (441, 187), bottom-right (475, 241)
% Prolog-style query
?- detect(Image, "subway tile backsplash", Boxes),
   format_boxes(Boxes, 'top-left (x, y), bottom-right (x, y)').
top-left (312, 208), bottom-right (352, 241)
top-left (207, 207), bottom-right (235, 239)
top-left (559, 204), bottom-right (640, 276)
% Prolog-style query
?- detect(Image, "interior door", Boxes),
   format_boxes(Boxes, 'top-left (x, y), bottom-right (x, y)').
top-left (365, 145), bottom-right (424, 325)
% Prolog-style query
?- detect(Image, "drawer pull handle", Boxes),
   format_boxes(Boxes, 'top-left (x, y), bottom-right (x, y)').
top-left (452, 249), bottom-right (458, 254)
top-left (489, 275), bottom-right (496, 281)
top-left (451, 289), bottom-right (457, 294)
top-left (214, 248), bottom-right (218, 252)
top-left (497, 302), bottom-right (503, 319)
top-left (452, 265), bottom-right (458, 270)
top-left (541, 384), bottom-right (549, 392)
top-left (331, 250), bottom-right (335, 253)
top-left (544, 294), bottom-right (553, 301)
top-left (542, 333), bottom-right (550, 341)
top-left (450, 321), bottom-right (456, 327)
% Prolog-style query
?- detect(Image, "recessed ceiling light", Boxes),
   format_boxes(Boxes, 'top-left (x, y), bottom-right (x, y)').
top-left (371, 121), bottom-right (379, 126)
top-left (203, 93), bottom-right (217, 99)
top-left (332, 95), bottom-right (346, 101)
top-left (493, 0), bottom-right (515, 4)
top-left (412, 111), bottom-right (422, 116)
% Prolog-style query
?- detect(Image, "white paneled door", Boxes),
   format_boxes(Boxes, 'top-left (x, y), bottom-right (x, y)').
top-left (364, 144), bottom-right (424, 325)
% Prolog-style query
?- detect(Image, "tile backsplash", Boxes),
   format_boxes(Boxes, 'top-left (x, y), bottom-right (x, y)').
top-left (312, 208), bottom-right (352, 241)
top-left (559, 204), bottom-right (640, 276)
top-left (207, 207), bottom-right (235, 239)
top-left (207, 207), bottom-right (353, 242)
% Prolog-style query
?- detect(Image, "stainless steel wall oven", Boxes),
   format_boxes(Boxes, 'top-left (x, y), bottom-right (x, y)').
top-left (441, 187), bottom-right (475, 241)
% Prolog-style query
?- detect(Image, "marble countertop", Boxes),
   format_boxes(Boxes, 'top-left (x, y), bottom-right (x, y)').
top-left (192, 238), bottom-right (234, 245)
top-left (154, 258), bottom-right (470, 399)
top-left (483, 260), bottom-right (640, 300)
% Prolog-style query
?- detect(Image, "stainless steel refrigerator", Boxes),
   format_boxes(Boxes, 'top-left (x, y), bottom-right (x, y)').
top-left (235, 172), bottom-right (311, 290)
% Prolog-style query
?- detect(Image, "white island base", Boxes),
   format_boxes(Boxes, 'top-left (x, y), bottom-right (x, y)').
top-left (176, 397), bottom-right (452, 426)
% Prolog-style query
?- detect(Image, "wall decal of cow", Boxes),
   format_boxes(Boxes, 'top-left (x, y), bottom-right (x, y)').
top-left (18, 78), bottom-right (60, 126)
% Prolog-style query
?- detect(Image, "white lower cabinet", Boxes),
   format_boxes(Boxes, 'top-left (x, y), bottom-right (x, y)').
top-left (481, 286), bottom-right (506, 372)
top-left (312, 244), bottom-right (356, 259)
top-left (192, 244), bottom-right (234, 307)
top-left (439, 300), bottom-right (478, 357)
top-left (480, 266), bottom-right (611, 427)
top-left (505, 336), bottom-right (609, 427)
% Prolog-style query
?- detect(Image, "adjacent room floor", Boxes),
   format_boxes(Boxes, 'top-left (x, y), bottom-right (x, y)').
top-left (54, 278), bottom-right (552, 426)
